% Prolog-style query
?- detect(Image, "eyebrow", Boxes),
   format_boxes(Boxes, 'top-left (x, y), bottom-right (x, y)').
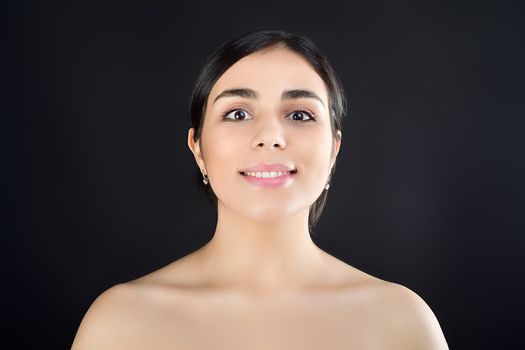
top-left (212, 88), bottom-right (325, 107)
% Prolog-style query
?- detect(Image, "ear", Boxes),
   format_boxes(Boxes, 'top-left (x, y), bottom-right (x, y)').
top-left (187, 128), bottom-right (206, 172)
top-left (330, 130), bottom-right (342, 170)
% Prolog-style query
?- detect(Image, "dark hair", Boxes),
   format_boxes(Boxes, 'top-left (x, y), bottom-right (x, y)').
top-left (188, 29), bottom-right (348, 234)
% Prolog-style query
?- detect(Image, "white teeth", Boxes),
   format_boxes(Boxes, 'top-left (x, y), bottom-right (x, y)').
top-left (244, 171), bottom-right (291, 178)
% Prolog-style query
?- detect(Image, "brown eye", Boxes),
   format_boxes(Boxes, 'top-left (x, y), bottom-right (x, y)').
top-left (223, 109), bottom-right (252, 121)
top-left (288, 110), bottom-right (316, 122)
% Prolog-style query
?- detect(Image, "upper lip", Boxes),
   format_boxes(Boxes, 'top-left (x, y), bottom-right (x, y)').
top-left (239, 163), bottom-right (297, 173)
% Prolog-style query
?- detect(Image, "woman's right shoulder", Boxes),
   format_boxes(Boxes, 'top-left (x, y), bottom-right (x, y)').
top-left (70, 283), bottom-right (144, 350)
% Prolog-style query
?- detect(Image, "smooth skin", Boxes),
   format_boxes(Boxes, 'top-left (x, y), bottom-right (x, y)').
top-left (71, 47), bottom-right (449, 349)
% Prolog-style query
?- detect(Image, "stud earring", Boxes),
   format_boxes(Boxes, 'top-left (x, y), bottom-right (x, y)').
top-left (325, 171), bottom-right (333, 190)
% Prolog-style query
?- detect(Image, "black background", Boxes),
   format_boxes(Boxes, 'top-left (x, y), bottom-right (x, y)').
top-left (7, 1), bottom-right (525, 349)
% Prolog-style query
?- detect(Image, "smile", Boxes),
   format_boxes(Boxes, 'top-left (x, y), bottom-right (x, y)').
top-left (239, 170), bottom-right (297, 187)
top-left (241, 170), bottom-right (295, 178)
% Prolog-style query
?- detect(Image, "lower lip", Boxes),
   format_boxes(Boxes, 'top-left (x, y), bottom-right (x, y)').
top-left (240, 172), bottom-right (296, 187)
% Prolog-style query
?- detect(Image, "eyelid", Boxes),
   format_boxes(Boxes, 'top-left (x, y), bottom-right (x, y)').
top-left (222, 105), bottom-right (254, 120)
top-left (285, 106), bottom-right (317, 120)
top-left (222, 102), bottom-right (252, 114)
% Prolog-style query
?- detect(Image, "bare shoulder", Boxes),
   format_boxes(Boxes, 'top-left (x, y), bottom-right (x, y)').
top-left (362, 281), bottom-right (450, 350)
top-left (70, 283), bottom-right (149, 350)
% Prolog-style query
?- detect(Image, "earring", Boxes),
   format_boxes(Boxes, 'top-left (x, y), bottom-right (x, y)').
top-left (202, 172), bottom-right (209, 185)
top-left (325, 172), bottom-right (332, 190)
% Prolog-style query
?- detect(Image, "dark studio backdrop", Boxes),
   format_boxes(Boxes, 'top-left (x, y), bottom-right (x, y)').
top-left (6, 0), bottom-right (524, 349)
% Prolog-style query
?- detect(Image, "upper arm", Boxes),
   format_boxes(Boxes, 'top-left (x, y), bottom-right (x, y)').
top-left (70, 283), bottom-right (136, 350)
top-left (379, 283), bottom-right (450, 350)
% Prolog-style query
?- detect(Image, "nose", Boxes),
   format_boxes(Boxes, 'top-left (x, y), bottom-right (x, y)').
top-left (251, 114), bottom-right (286, 150)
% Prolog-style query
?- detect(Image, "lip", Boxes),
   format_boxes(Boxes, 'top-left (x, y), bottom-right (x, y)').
top-left (238, 163), bottom-right (297, 187)
top-left (239, 162), bottom-right (296, 173)
top-left (240, 171), bottom-right (296, 187)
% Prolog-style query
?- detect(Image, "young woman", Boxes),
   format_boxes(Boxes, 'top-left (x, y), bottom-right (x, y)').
top-left (71, 29), bottom-right (449, 349)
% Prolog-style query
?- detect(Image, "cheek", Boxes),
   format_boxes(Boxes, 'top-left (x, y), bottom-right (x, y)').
top-left (200, 127), bottom-right (246, 186)
top-left (294, 130), bottom-right (333, 179)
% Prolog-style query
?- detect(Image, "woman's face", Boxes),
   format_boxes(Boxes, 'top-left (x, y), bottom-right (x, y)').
top-left (188, 47), bottom-right (341, 224)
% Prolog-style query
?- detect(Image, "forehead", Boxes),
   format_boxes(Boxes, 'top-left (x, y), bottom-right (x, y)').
top-left (208, 48), bottom-right (329, 105)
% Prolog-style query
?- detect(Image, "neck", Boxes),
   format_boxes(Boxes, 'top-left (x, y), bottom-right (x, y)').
top-left (194, 201), bottom-right (326, 295)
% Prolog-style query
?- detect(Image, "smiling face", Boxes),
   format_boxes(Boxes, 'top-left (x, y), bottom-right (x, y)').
top-left (188, 46), bottom-right (341, 224)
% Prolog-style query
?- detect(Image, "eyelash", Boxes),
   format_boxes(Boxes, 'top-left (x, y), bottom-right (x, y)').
top-left (221, 107), bottom-right (317, 122)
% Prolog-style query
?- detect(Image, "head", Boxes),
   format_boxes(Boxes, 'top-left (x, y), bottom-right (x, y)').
top-left (187, 29), bottom-right (347, 234)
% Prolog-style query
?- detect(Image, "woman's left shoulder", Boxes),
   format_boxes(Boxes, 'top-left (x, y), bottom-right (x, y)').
top-left (364, 281), bottom-right (450, 350)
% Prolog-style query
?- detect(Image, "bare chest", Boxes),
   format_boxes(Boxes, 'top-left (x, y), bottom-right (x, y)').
top-left (127, 289), bottom-right (385, 350)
